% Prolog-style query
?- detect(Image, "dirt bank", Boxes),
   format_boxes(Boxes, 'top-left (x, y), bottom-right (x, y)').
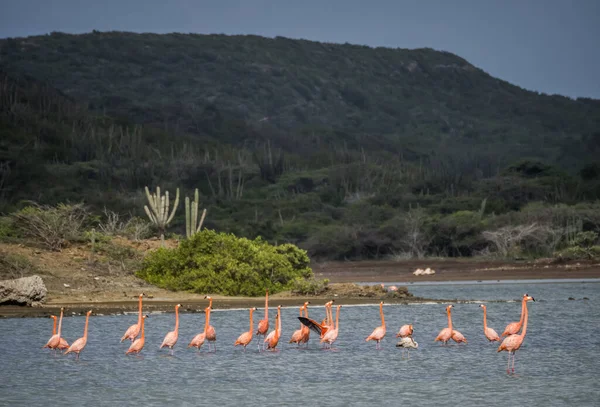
top-left (1, 239), bottom-right (598, 318)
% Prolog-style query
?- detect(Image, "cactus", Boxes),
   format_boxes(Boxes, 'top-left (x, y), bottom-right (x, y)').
top-left (143, 186), bottom-right (180, 245)
top-left (185, 188), bottom-right (207, 239)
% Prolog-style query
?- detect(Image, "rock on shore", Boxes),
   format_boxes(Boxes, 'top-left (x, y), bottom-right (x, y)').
top-left (0, 275), bottom-right (48, 306)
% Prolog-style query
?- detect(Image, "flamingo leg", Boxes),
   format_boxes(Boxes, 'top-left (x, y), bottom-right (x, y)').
top-left (507, 352), bottom-right (511, 373)
top-left (512, 352), bottom-right (516, 373)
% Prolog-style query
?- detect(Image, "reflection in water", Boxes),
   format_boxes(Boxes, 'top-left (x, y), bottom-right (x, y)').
top-left (0, 282), bottom-right (599, 406)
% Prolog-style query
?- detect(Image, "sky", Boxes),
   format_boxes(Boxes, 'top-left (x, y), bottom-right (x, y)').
top-left (0, 0), bottom-right (598, 99)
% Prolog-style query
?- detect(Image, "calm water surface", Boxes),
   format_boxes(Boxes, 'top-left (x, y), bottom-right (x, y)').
top-left (1, 281), bottom-right (599, 406)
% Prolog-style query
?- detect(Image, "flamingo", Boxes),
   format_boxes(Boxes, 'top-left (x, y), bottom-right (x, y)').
top-left (502, 293), bottom-right (534, 337)
top-left (299, 302), bottom-right (311, 346)
top-left (498, 295), bottom-right (535, 373)
top-left (256, 290), bottom-right (269, 349)
top-left (396, 324), bottom-right (414, 338)
top-left (234, 307), bottom-right (258, 350)
top-left (265, 305), bottom-right (282, 350)
top-left (299, 300), bottom-right (333, 338)
top-left (120, 293), bottom-right (144, 342)
top-left (320, 305), bottom-right (342, 349)
top-left (434, 305), bottom-right (455, 344)
top-left (289, 302), bottom-right (310, 346)
top-left (450, 307), bottom-right (467, 344)
top-left (188, 306), bottom-right (211, 351)
top-left (204, 296), bottom-right (217, 351)
top-left (479, 304), bottom-right (501, 342)
top-left (365, 301), bottom-right (386, 349)
top-left (160, 304), bottom-right (182, 354)
top-left (126, 315), bottom-right (149, 355)
top-left (48, 315), bottom-right (70, 350)
top-left (64, 310), bottom-right (92, 360)
top-left (396, 336), bottom-right (419, 358)
top-left (43, 307), bottom-right (65, 351)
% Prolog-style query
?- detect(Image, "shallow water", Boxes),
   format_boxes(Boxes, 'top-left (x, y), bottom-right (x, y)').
top-left (1, 282), bottom-right (599, 406)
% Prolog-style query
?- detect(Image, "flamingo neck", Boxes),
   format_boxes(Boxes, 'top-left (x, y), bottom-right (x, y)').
top-left (380, 303), bottom-right (385, 327)
top-left (57, 309), bottom-right (64, 339)
top-left (174, 306), bottom-right (179, 332)
top-left (249, 309), bottom-right (254, 332)
top-left (137, 296), bottom-right (143, 325)
top-left (521, 303), bottom-right (529, 338)
top-left (518, 298), bottom-right (526, 325)
top-left (328, 305), bottom-right (333, 326)
top-left (335, 307), bottom-right (340, 330)
top-left (276, 308), bottom-right (281, 335)
top-left (482, 308), bottom-right (488, 330)
top-left (52, 317), bottom-right (57, 335)
top-left (447, 309), bottom-right (453, 331)
top-left (83, 313), bottom-right (90, 339)
top-left (264, 291), bottom-right (269, 319)
top-left (204, 308), bottom-right (210, 334)
top-left (140, 317), bottom-right (145, 339)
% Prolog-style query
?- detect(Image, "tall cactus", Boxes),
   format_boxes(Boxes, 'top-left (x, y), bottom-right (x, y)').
top-left (143, 186), bottom-right (180, 245)
top-left (185, 188), bottom-right (207, 239)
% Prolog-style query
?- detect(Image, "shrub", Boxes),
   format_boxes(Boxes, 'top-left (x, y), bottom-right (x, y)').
top-left (0, 251), bottom-right (38, 279)
top-left (136, 229), bottom-right (313, 296)
top-left (10, 203), bottom-right (89, 250)
top-left (291, 277), bottom-right (329, 295)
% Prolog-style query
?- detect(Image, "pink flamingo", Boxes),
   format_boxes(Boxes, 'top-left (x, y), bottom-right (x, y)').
top-left (479, 304), bottom-right (500, 342)
top-left (380, 284), bottom-right (398, 292)
top-left (265, 305), bottom-right (282, 350)
top-left (64, 310), bottom-right (92, 360)
top-left (256, 290), bottom-right (269, 349)
top-left (160, 304), bottom-right (182, 354)
top-left (48, 315), bottom-right (70, 350)
top-left (298, 300), bottom-right (334, 339)
top-left (320, 305), bottom-right (342, 349)
top-left (365, 301), bottom-right (386, 349)
top-left (188, 306), bottom-right (211, 351)
top-left (204, 296), bottom-right (217, 351)
top-left (289, 302), bottom-right (310, 346)
top-left (498, 295), bottom-right (535, 373)
top-left (299, 302), bottom-right (311, 346)
top-left (396, 324), bottom-right (414, 338)
top-left (126, 315), bottom-right (148, 355)
top-left (502, 293), bottom-right (533, 337)
top-left (435, 305), bottom-right (457, 344)
top-left (43, 307), bottom-right (65, 351)
top-left (235, 307), bottom-right (257, 350)
top-left (120, 293), bottom-right (144, 342)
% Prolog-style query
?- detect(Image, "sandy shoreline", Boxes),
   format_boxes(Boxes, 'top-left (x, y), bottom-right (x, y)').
top-left (2, 257), bottom-right (598, 318)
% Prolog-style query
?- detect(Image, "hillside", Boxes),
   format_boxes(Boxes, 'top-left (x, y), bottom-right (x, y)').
top-left (1, 31), bottom-right (599, 168)
top-left (1, 31), bottom-right (600, 261)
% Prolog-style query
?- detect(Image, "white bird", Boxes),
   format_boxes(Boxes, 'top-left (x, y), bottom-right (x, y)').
top-left (396, 336), bottom-right (419, 359)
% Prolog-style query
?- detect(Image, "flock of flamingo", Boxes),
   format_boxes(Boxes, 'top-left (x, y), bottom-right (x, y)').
top-left (42, 291), bottom-right (535, 373)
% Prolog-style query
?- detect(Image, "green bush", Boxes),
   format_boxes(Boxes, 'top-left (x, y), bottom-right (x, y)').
top-left (136, 229), bottom-right (313, 296)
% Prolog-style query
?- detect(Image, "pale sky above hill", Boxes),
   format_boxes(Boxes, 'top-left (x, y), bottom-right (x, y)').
top-left (1, 0), bottom-right (598, 98)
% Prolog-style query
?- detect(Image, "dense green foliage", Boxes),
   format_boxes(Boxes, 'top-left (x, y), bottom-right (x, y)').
top-left (1, 32), bottom-right (600, 260)
top-left (136, 229), bottom-right (313, 295)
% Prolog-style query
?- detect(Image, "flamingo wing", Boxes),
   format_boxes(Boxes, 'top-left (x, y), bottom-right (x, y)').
top-left (289, 329), bottom-right (302, 343)
top-left (485, 327), bottom-right (501, 341)
top-left (206, 325), bottom-right (216, 341)
top-left (65, 337), bottom-right (86, 354)
top-left (435, 328), bottom-right (452, 342)
top-left (366, 326), bottom-right (386, 342)
top-left (160, 331), bottom-right (178, 348)
top-left (502, 321), bottom-right (520, 337)
top-left (234, 331), bottom-right (252, 346)
top-left (126, 337), bottom-right (144, 354)
top-left (256, 319), bottom-right (269, 335)
top-left (188, 333), bottom-right (206, 348)
top-left (298, 317), bottom-right (324, 335)
top-left (121, 323), bottom-right (140, 342)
